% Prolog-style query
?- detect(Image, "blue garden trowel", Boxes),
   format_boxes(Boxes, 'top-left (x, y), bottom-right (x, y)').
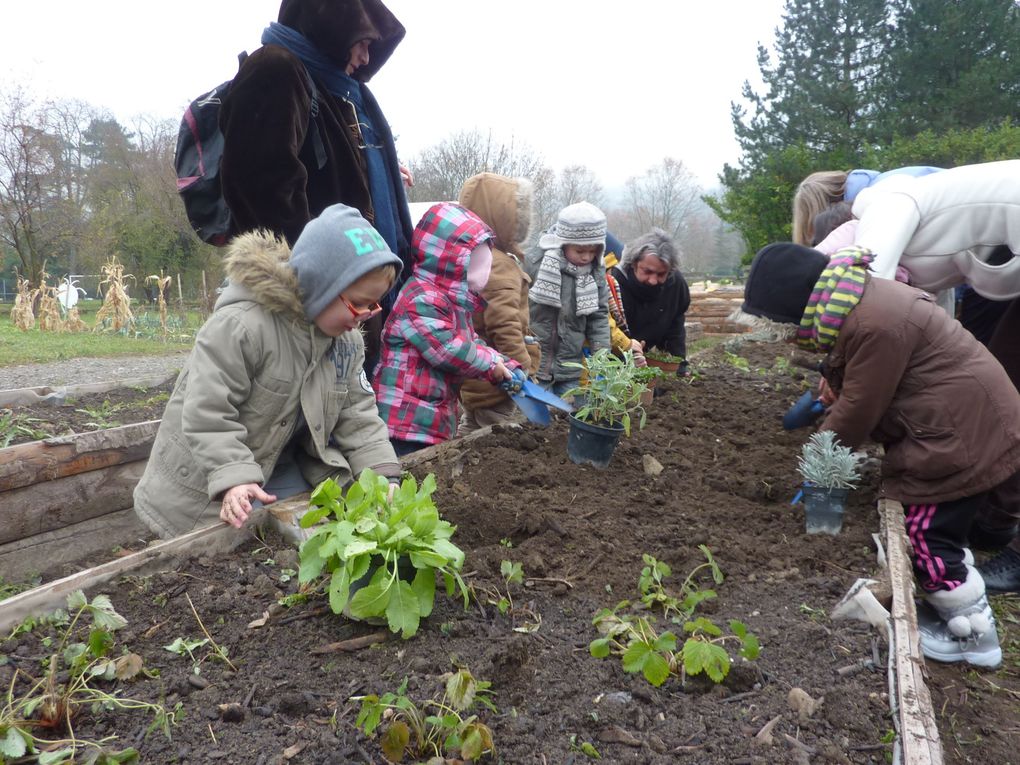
top-left (502, 372), bottom-right (573, 426)
top-left (782, 391), bottom-right (826, 430)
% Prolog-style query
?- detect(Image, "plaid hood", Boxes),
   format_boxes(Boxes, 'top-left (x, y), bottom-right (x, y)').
top-left (411, 203), bottom-right (494, 311)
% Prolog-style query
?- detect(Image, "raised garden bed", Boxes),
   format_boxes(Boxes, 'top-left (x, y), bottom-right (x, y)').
top-left (0, 342), bottom-right (1015, 764)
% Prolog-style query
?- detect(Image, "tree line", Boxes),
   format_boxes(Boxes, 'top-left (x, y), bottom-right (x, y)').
top-left (711, 0), bottom-right (1020, 261)
top-left (0, 97), bottom-right (746, 298)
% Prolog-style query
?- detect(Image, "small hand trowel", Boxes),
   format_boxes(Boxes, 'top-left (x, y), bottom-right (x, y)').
top-left (507, 379), bottom-right (573, 426)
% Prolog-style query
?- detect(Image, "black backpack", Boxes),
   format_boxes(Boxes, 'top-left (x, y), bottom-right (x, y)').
top-left (174, 53), bottom-right (328, 246)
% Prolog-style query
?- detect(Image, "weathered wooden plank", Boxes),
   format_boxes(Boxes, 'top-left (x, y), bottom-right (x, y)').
top-left (0, 507), bottom-right (151, 582)
top-left (0, 420), bottom-right (160, 492)
top-left (0, 460), bottom-right (147, 545)
top-left (0, 373), bottom-right (176, 407)
top-left (0, 520), bottom-right (246, 634)
top-left (880, 498), bottom-right (943, 765)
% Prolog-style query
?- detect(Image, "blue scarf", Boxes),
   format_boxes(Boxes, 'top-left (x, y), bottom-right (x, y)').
top-left (260, 22), bottom-right (399, 256)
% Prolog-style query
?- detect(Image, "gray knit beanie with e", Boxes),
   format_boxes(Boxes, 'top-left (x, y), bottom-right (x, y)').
top-left (289, 204), bottom-right (403, 321)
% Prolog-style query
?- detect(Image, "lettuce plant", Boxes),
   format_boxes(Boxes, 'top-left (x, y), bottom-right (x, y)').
top-left (298, 470), bottom-right (469, 639)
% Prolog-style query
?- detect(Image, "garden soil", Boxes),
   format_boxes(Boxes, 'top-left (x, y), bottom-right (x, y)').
top-left (3, 380), bottom-right (175, 445)
top-left (2, 340), bottom-right (1018, 764)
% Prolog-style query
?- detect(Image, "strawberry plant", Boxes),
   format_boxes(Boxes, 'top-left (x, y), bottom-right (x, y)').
top-left (1, 591), bottom-right (179, 764)
top-left (589, 551), bottom-right (760, 687)
top-left (298, 469), bottom-right (469, 639)
top-left (638, 547), bottom-right (723, 623)
top-left (352, 668), bottom-right (496, 762)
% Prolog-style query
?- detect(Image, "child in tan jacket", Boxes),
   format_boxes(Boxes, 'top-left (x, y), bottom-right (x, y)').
top-left (457, 173), bottom-right (541, 433)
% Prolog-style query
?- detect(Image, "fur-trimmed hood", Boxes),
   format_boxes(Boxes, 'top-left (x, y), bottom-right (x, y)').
top-left (458, 173), bottom-right (533, 257)
top-left (215, 230), bottom-right (307, 323)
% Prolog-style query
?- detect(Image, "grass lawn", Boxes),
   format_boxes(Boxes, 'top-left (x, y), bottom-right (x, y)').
top-left (0, 300), bottom-right (200, 366)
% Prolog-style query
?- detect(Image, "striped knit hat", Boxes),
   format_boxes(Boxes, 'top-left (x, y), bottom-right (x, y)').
top-left (538, 201), bottom-right (607, 251)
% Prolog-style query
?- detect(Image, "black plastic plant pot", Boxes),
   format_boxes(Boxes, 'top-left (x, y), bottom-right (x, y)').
top-left (344, 554), bottom-right (417, 623)
top-left (801, 485), bottom-right (850, 535)
top-left (567, 414), bottom-right (625, 469)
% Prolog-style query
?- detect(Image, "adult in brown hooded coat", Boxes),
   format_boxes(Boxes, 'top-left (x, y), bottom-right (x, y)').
top-left (219, 0), bottom-right (414, 374)
top-left (457, 173), bottom-right (541, 433)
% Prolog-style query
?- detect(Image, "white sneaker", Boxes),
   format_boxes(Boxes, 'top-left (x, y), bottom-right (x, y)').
top-left (917, 599), bottom-right (1002, 668)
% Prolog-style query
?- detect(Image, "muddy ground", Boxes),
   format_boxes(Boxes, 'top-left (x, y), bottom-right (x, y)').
top-left (2, 340), bottom-right (1018, 764)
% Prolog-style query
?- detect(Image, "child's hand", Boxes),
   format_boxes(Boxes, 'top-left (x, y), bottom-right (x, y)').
top-left (500, 367), bottom-right (527, 393)
top-left (220, 483), bottom-right (277, 529)
top-left (491, 360), bottom-right (513, 384)
top-left (818, 378), bottom-right (837, 406)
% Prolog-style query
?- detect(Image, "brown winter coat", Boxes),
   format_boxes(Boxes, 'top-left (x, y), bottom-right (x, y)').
top-left (458, 174), bottom-right (540, 412)
top-left (219, 0), bottom-right (413, 253)
top-left (822, 276), bottom-right (1020, 504)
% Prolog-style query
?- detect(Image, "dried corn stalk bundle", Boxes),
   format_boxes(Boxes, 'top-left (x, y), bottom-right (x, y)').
top-left (145, 271), bottom-right (173, 337)
top-left (36, 272), bottom-right (63, 332)
top-left (10, 275), bottom-right (36, 331)
top-left (62, 306), bottom-right (88, 332)
top-left (94, 256), bottom-right (135, 332)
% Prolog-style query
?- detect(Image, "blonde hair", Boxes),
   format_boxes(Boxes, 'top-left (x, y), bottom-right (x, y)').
top-left (792, 171), bottom-right (848, 246)
top-left (364, 263), bottom-right (399, 288)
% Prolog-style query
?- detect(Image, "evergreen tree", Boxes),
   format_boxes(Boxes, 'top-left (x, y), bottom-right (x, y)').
top-left (733, 0), bottom-right (888, 165)
top-left (881, 0), bottom-right (1020, 138)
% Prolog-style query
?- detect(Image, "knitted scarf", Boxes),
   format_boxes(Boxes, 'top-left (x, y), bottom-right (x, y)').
top-left (529, 249), bottom-right (600, 316)
top-left (796, 247), bottom-right (873, 353)
top-left (261, 22), bottom-right (399, 262)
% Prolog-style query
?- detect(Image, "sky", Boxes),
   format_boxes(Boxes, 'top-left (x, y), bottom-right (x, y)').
top-left (2, 1), bottom-right (787, 190)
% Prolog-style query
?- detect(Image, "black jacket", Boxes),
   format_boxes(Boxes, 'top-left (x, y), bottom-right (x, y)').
top-left (611, 265), bottom-right (690, 371)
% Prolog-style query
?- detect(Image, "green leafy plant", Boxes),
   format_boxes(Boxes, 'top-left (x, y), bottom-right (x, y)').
top-left (638, 548), bottom-right (723, 623)
top-left (569, 734), bottom-right (601, 759)
top-left (564, 349), bottom-right (653, 436)
top-left (353, 668), bottom-right (496, 762)
top-left (0, 574), bottom-right (41, 603)
top-left (74, 400), bottom-right (124, 429)
top-left (797, 430), bottom-right (864, 489)
top-left (589, 551), bottom-right (759, 687)
top-left (298, 469), bottom-right (469, 639)
top-left (0, 410), bottom-right (50, 447)
top-left (163, 637), bottom-right (210, 674)
top-left (723, 351), bottom-right (750, 372)
top-left (644, 348), bottom-right (684, 364)
top-left (1, 591), bottom-right (179, 764)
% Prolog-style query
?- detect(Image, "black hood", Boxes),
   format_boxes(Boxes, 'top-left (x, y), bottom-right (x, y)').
top-left (278, 0), bottom-right (405, 82)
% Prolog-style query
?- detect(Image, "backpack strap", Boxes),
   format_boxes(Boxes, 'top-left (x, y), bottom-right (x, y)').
top-left (234, 49), bottom-right (327, 171)
top-left (301, 68), bottom-right (328, 171)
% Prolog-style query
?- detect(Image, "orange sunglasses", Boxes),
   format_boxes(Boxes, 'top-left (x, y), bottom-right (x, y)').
top-left (340, 294), bottom-right (383, 321)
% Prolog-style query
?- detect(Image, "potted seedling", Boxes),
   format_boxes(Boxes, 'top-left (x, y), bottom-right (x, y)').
top-left (297, 469), bottom-right (469, 639)
top-left (562, 349), bottom-right (652, 469)
top-left (644, 348), bottom-right (685, 375)
top-left (796, 430), bottom-right (864, 535)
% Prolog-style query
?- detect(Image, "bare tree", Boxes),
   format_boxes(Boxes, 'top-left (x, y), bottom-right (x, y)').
top-left (407, 129), bottom-right (550, 203)
top-left (531, 164), bottom-right (605, 235)
top-left (0, 87), bottom-right (63, 287)
top-left (623, 157), bottom-right (702, 243)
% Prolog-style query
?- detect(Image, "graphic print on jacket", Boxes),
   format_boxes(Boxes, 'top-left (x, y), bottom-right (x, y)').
top-left (374, 203), bottom-right (505, 444)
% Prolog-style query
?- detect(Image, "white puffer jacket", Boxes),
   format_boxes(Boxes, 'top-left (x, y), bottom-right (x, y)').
top-left (853, 159), bottom-right (1020, 299)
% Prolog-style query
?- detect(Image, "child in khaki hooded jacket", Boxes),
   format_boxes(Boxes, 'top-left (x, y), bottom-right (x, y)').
top-left (134, 204), bottom-right (402, 539)
top-left (457, 173), bottom-right (541, 433)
